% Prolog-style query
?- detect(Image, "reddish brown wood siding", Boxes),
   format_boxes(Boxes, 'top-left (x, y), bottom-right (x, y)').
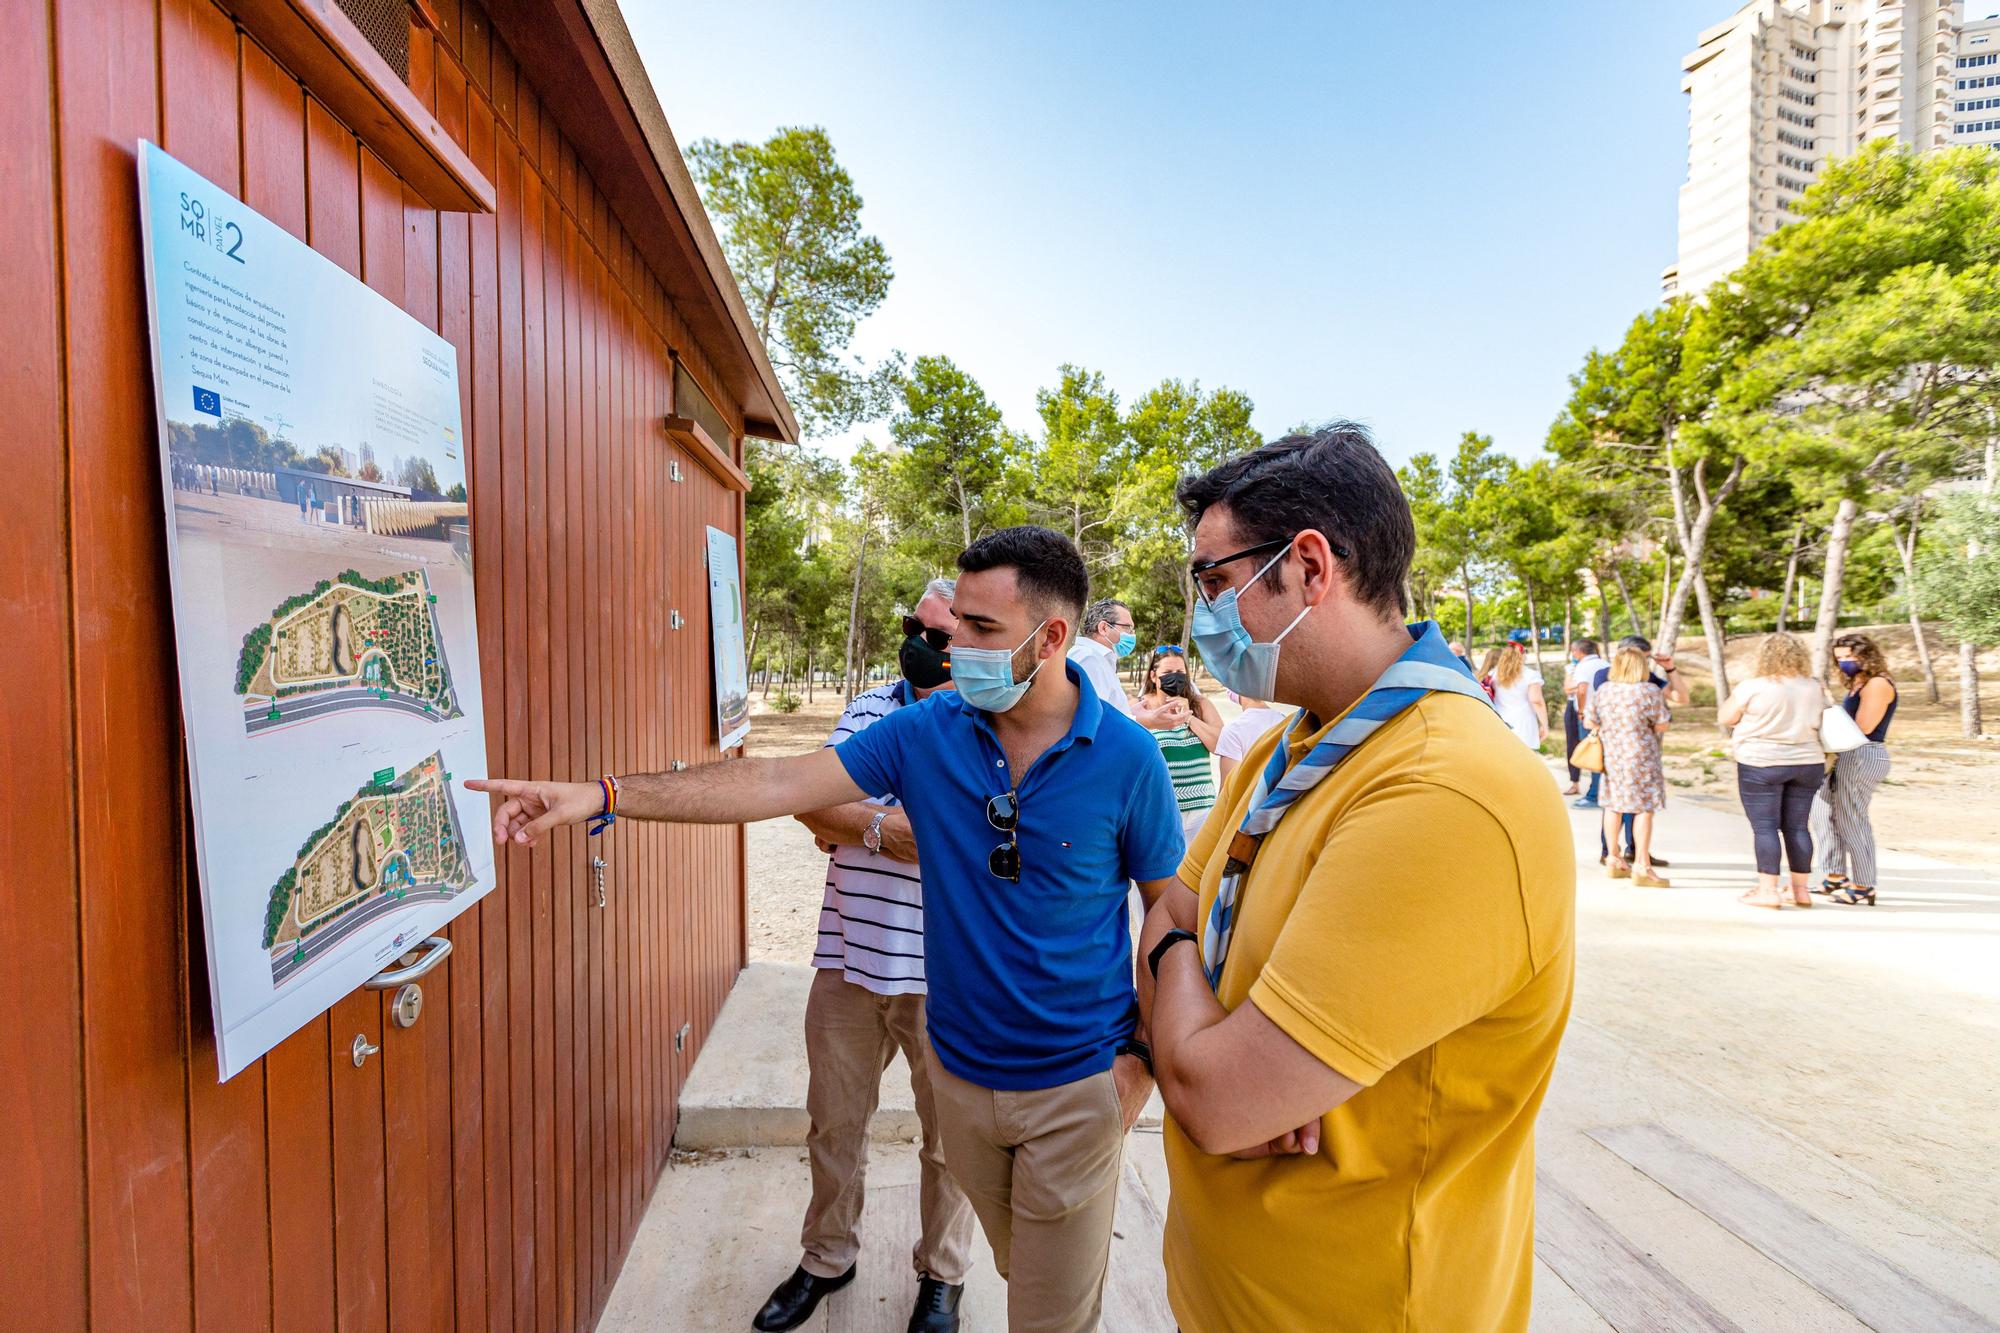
top-left (3, 1), bottom-right (749, 1327)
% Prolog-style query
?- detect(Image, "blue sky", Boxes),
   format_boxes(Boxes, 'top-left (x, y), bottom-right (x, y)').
top-left (624, 2), bottom-right (1992, 469)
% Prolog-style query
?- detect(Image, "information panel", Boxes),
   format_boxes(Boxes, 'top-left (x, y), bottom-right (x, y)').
top-left (138, 141), bottom-right (495, 1080)
top-left (706, 525), bottom-right (751, 750)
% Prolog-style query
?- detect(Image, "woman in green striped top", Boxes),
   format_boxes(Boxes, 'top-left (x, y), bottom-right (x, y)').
top-left (1138, 647), bottom-right (1223, 842)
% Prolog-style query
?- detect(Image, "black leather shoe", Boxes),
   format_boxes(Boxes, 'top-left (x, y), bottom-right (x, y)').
top-left (906, 1275), bottom-right (964, 1333)
top-left (752, 1264), bottom-right (856, 1332)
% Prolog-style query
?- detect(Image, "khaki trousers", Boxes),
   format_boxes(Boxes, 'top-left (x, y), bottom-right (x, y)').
top-left (800, 968), bottom-right (975, 1283)
top-left (927, 1041), bottom-right (1126, 1333)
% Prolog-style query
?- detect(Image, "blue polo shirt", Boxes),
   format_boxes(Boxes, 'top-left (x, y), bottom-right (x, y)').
top-left (833, 660), bottom-right (1184, 1090)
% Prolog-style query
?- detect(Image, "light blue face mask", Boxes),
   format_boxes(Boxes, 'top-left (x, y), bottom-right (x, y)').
top-left (1114, 631), bottom-right (1137, 659)
top-left (951, 620), bottom-right (1050, 713)
top-left (1190, 545), bottom-right (1312, 701)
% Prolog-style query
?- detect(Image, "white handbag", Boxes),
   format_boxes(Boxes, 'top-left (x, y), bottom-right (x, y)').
top-left (1819, 702), bottom-right (1870, 754)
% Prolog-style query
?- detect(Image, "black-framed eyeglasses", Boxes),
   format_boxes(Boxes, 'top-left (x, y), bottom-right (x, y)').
top-left (903, 614), bottom-right (952, 651)
top-left (1187, 533), bottom-right (1352, 582)
top-left (986, 790), bottom-right (1020, 883)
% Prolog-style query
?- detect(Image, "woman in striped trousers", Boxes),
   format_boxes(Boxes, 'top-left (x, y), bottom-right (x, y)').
top-left (1813, 634), bottom-right (1898, 906)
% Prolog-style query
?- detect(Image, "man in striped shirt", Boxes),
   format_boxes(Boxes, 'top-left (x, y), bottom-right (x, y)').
top-left (749, 577), bottom-right (976, 1333)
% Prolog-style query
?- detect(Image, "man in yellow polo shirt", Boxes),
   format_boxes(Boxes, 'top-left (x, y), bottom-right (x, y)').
top-left (1136, 423), bottom-right (1574, 1331)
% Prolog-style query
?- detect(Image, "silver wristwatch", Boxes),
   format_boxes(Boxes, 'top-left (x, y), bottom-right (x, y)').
top-left (862, 811), bottom-right (890, 853)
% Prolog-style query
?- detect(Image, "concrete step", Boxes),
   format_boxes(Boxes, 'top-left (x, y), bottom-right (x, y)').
top-left (675, 962), bottom-right (1164, 1151)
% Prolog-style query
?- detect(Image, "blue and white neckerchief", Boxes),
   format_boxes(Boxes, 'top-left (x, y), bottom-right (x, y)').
top-left (1199, 621), bottom-right (1495, 991)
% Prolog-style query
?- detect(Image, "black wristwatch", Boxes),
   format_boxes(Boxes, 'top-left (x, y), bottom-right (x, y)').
top-left (1148, 928), bottom-right (1198, 980)
top-left (1116, 1037), bottom-right (1153, 1076)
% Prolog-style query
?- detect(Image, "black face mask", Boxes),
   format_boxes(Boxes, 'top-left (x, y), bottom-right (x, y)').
top-left (1158, 670), bottom-right (1192, 699)
top-left (899, 633), bottom-right (952, 690)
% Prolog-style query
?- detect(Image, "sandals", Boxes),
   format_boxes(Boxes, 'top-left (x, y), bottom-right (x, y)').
top-left (1606, 858), bottom-right (1632, 881)
top-left (1829, 884), bottom-right (1877, 906)
top-left (1737, 889), bottom-right (1785, 910)
top-left (1632, 870), bottom-right (1671, 888)
top-left (1815, 875), bottom-right (1848, 897)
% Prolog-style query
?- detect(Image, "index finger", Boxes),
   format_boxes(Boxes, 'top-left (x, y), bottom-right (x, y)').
top-left (465, 776), bottom-right (532, 797)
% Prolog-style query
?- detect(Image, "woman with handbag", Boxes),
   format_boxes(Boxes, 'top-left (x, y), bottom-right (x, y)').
top-left (1718, 633), bottom-right (1829, 909)
top-left (1811, 633), bottom-right (1898, 906)
top-left (1581, 644), bottom-right (1671, 887)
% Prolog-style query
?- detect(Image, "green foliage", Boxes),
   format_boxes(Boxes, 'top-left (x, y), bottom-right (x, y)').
top-left (169, 416), bottom-right (315, 474)
top-left (1918, 494), bottom-right (2000, 646)
top-left (262, 868), bottom-right (295, 948)
top-left (888, 354), bottom-right (1010, 554)
top-left (235, 623), bottom-right (272, 694)
top-left (688, 127), bottom-right (897, 436)
top-left (397, 456), bottom-right (442, 497)
top-left (773, 691), bottom-right (803, 714)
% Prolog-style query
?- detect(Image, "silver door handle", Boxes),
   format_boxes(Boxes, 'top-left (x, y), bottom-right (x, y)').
top-left (363, 935), bottom-right (452, 989)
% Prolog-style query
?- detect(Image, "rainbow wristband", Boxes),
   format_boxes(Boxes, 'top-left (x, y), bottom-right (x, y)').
top-left (587, 775), bottom-right (618, 836)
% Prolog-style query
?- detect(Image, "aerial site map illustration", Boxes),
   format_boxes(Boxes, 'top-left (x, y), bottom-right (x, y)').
top-left (264, 752), bottom-right (474, 985)
top-left (237, 567), bottom-right (460, 734)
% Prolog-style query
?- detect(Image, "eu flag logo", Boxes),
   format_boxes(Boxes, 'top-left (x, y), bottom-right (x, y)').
top-left (192, 386), bottom-right (222, 417)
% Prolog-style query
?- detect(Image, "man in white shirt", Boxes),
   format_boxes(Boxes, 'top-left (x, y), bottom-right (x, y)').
top-left (1068, 598), bottom-right (1138, 718)
top-left (1069, 598), bottom-right (1180, 727)
top-left (751, 577), bottom-right (976, 1333)
top-left (1565, 639), bottom-right (1608, 808)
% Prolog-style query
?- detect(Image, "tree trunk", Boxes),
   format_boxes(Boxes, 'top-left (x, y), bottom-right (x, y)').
top-left (1962, 639), bottom-right (1985, 739)
top-left (1612, 563), bottom-right (1641, 638)
top-left (1889, 512), bottom-right (1940, 703)
top-left (1658, 452), bottom-right (1745, 656)
top-left (842, 521), bottom-right (871, 700)
top-left (1964, 439), bottom-right (1995, 737)
top-left (1775, 523), bottom-right (1802, 634)
top-left (1657, 551), bottom-right (1674, 643)
top-left (1693, 567), bottom-right (1731, 702)
top-left (806, 645), bottom-right (816, 704)
top-left (1809, 497), bottom-right (1859, 680)
top-left (1523, 577), bottom-right (1546, 677)
top-left (1178, 568), bottom-right (1197, 654)
top-left (1562, 593), bottom-right (1574, 656)
top-left (1459, 558), bottom-right (1475, 646)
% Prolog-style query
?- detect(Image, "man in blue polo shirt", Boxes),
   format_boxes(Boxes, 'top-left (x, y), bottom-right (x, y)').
top-left (470, 525), bottom-right (1185, 1333)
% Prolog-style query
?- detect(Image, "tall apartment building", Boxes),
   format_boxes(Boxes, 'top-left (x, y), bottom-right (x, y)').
top-left (1664, 0), bottom-right (2000, 299)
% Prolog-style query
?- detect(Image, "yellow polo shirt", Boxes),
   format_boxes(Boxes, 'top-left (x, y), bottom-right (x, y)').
top-left (1163, 690), bottom-right (1574, 1332)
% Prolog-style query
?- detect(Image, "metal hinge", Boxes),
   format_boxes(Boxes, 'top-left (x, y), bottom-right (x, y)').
top-left (669, 609), bottom-right (684, 630)
top-left (669, 459), bottom-right (683, 483)
top-left (670, 760), bottom-right (687, 772)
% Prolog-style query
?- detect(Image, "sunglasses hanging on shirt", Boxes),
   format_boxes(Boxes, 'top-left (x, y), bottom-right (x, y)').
top-left (986, 789), bottom-right (1020, 882)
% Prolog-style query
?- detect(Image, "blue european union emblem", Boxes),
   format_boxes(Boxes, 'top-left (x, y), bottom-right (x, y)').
top-left (192, 386), bottom-right (222, 417)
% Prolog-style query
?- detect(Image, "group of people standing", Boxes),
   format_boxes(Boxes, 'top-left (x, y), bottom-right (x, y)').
top-left (1721, 632), bottom-right (1897, 909)
top-left (1067, 602), bottom-right (1300, 844)
top-left (470, 424), bottom-right (1578, 1333)
top-left (1559, 629), bottom-right (1897, 910)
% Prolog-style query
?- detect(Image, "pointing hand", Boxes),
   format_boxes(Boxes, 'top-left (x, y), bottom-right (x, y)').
top-left (465, 776), bottom-right (603, 847)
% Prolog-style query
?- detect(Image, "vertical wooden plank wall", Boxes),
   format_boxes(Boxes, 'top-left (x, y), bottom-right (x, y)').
top-left (3, 0), bottom-right (752, 1327)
